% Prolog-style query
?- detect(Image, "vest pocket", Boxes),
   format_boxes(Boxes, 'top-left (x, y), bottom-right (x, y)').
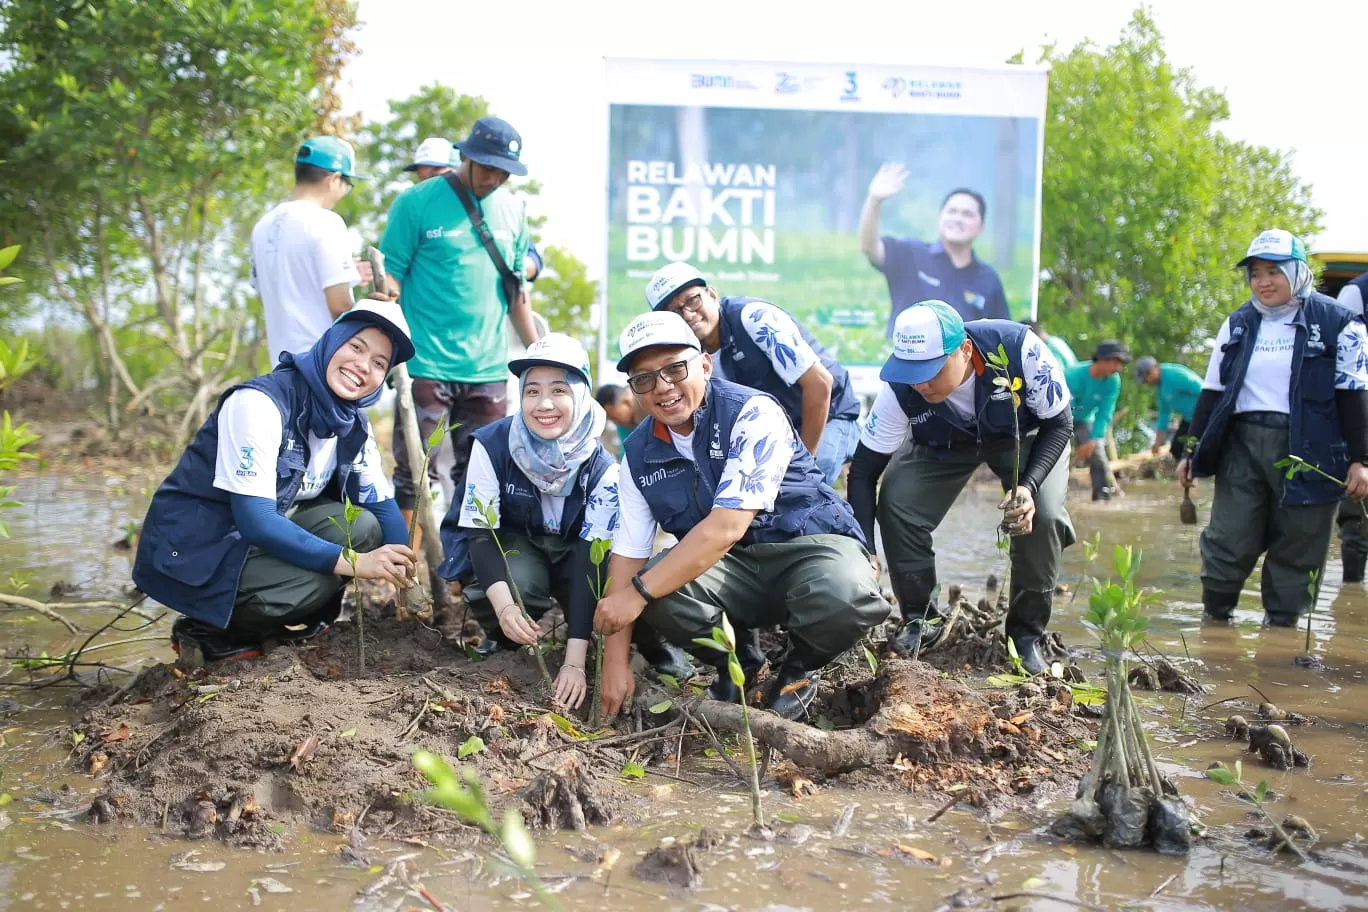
top-left (147, 503), bottom-right (239, 587)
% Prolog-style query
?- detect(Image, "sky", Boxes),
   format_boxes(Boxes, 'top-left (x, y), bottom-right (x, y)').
top-left (341, 0), bottom-right (1368, 277)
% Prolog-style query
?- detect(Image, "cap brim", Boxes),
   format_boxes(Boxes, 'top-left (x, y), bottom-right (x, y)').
top-left (615, 341), bottom-right (699, 375)
top-left (650, 277), bottom-right (706, 311)
top-left (1236, 254), bottom-right (1295, 267)
top-left (879, 353), bottom-right (947, 386)
top-left (457, 147), bottom-right (528, 177)
top-left (508, 357), bottom-right (590, 384)
top-left (338, 311), bottom-right (415, 365)
top-left (402, 163), bottom-right (419, 172)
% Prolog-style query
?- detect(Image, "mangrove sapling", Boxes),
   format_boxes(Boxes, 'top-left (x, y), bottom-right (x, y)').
top-left (1067, 532), bottom-right (1103, 610)
top-left (1176, 435), bottom-right (1199, 525)
top-left (1053, 546), bottom-right (1191, 853)
top-left (986, 344), bottom-right (1025, 617)
top-left (410, 750), bottom-right (565, 911)
top-left (1204, 760), bottom-right (1309, 862)
top-left (693, 614), bottom-right (766, 832)
top-left (329, 498), bottom-right (368, 674)
top-left (471, 496), bottom-right (554, 693)
top-left (586, 538), bottom-right (611, 727)
top-left (403, 415), bottom-right (454, 613)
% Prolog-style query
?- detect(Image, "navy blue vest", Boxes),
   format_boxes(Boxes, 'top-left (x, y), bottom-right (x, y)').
top-left (1347, 274), bottom-right (1368, 316)
top-left (132, 369), bottom-right (370, 628)
top-left (1192, 293), bottom-right (1355, 505)
top-left (623, 378), bottom-right (864, 547)
top-left (716, 297), bottom-right (861, 430)
top-left (437, 416), bottom-right (614, 581)
top-left (890, 321), bottom-right (1051, 452)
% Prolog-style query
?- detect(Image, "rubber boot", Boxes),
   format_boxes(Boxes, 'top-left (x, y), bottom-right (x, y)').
top-left (1262, 610), bottom-right (1300, 628)
top-left (890, 571), bottom-right (945, 656)
top-left (766, 648), bottom-right (829, 720)
top-left (633, 623), bottom-right (696, 683)
top-left (1004, 586), bottom-right (1051, 676)
top-left (1344, 551), bottom-right (1366, 584)
top-left (280, 591), bottom-right (343, 646)
top-left (1201, 585), bottom-right (1240, 623)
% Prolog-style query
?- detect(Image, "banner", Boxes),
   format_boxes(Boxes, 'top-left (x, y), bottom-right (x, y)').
top-left (604, 58), bottom-right (1048, 392)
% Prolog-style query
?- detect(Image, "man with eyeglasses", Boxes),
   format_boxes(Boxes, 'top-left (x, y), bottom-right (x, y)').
top-left (592, 311), bottom-right (890, 721)
top-left (251, 135), bottom-right (385, 363)
top-left (644, 262), bottom-right (862, 486)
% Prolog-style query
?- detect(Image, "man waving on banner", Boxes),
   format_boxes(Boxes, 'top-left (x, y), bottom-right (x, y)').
top-left (859, 161), bottom-right (1010, 333)
top-left (642, 262), bottom-right (863, 486)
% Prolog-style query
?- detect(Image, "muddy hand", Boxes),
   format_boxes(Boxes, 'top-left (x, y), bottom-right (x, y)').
top-left (599, 655), bottom-right (636, 720)
top-left (354, 544), bottom-right (416, 589)
top-left (594, 589), bottom-right (646, 636)
top-left (999, 486), bottom-right (1036, 536)
top-left (553, 664), bottom-right (587, 710)
top-left (1348, 462), bottom-right (1368, 502)
top-left (1176, 458), bottom-right (1193, 488)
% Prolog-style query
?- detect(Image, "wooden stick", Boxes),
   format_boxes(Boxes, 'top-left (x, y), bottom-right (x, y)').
top-left (389, 362), bottom-right (449, 616)
top-left (0, 593), bottom-right (82, 633)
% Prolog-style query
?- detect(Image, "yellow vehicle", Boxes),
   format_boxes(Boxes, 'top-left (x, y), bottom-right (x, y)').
top-left (1313, 251), bottom-right (1368, 298)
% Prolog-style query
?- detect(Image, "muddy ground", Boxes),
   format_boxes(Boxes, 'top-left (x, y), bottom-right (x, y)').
top-left (69, 579), bottom-right (1106, 853)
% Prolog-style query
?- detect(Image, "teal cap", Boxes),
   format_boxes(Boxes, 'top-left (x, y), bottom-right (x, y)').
top-left (296, 135), bottom-right (364, 180)
top-left (880, 300), bottom-right (967, 385)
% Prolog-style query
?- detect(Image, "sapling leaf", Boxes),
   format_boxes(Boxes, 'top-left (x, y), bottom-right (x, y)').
top-left (343, 497), bottom-right (362, 525)
top-left (457, 735), bottom-right (485, 759)
top-left (501, 808), bottom-right (536, 869)
top-left (658, 674), bottom-right (681, 691)
top-left (1205, 767), bottom-right (1235, 786)
top-left (692, 636), bottom-right (725, 653)
top-left (620, 760), bottom-right (646, 780)
top-left (0, 245), bottom-right (19, 271)
top-left (993, 377), bottom-right (1009, 387)
top-left (1010, 377), bottom-right (1022, 391)
top-left (727, 652), bottom-right (745, 688)
top-left (648, 700), bottom-right (673, 714)
top-left (863, 645), bottom-right (878, 674)
top-left (1254, 780), bottom-right (1268, 803)
top-left (589, 537), bottom-right (612, 566)
top-left (426, 414), bottom-right (451, 453)
top-left (718, 614), bottom-right (737, 652)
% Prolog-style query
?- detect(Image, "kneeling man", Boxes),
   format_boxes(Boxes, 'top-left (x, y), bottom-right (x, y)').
top-left (595, 312), bottom-right (890, 720)
top-left (847, 301), bottom-right (1075, 674)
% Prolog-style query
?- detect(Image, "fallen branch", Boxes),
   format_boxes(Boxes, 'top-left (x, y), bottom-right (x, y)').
top-left (0, 593), bottom-right (82, 633)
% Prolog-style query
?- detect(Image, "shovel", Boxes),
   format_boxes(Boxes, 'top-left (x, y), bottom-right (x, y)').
top-left (1179, 484), bottom-right (1197, 525)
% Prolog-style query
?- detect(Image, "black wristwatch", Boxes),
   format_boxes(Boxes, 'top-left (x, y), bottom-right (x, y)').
top-left (630, 572), bottom-right (656, 602)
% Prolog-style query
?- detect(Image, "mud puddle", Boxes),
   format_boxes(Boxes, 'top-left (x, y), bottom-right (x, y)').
top-left (4, 474), bottom-right (1368, 909)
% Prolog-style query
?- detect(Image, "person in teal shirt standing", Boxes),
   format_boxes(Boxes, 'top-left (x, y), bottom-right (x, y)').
top-left (1065, 341), bottom-right (1130, 501)
top-left (1133, 356), bottom-right (1202, 460)
top-left (380, 116), bottom-right (542, 532)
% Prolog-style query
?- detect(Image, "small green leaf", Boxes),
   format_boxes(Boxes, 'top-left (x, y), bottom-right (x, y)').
top-left (1205, 767), bottom-right (1235, 786)
top-left (691, 636), bottom-right (725, 653)
top-left (0, 245), bottom-right (20, 271)
top-left (590, 537), bottom-right (612, 566)
top-left (992, 376), bottom-right (1009, 387)
top-left (863, 645), bottom-right (878, 674)
top-left (426, 415), bottom-right (450, 452)
top-left (501, 808), bottom-right (536, 869)
top-left (457, 735), bottom-right (485, 759)
top-left (0, 276), bottom-right (21, 287)
top-left (648, 700), bottom-right (673, 714)
top-left (658, 674), bottom-right (681, 691)
top-left (727, 652), bottom-right (745, 688)
top-left (196, 692), bottom-right (217, 704)
top-left (546, 713), bottom-right (585, 739)
top-left (620, 760), bottom-right (646, 780)
top-left (0, 793), bottom-right (12, 807)
top-left (1253, 780), bottom-right (1269, 803)
top-left (343, 497), bottom-right (362, 525)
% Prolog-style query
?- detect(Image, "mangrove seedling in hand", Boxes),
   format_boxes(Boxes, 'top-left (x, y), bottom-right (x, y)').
top-left (586, 537), bottom-right (611, 727)
top-left (329, 497), bottom-right (368, 673)
top-left (472, 495), bottom-right (554, 693)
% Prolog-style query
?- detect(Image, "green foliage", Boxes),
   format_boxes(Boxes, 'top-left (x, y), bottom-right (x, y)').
top-left (329, 496), bottom-right (365, 673)
top-left (698, 614), bottom-right (764, 828)
top-left (620, 759), bottom-right (645, 780)
top-left (410, 750), bottom-right (561, 908)
top-left (0, 248), bottom-right (38, 538)
top-left (0, 0), bottom-right (357, 429)
top-left (1031, 10), bottom-right (1321, 453)
top-left (534, 246), bottom-right (601, 352)
top-left (1204, 759), bottom-right (1306, 861)
top-left (457, 735), bottom-right (485, 759)
top-left (1084, 545), bottom-right (1153, 652)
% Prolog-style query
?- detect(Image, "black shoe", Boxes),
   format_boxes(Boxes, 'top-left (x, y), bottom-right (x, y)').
top-left (767, 662), bottom-right (821, 720)
top-left (171, 618), bottom-right (263, 663)
top-left (706, 665), bottom-right (741, 703)
top-left (642, 641), bottom-right (697, 683)
top-left (1263, 612), bottom-right (1300, 628)
top-left (1092, 489), bottom-right (1113, 502)
top-left (893, 616), bottom-right (945, 656)
top-left (1005, 587), bottom-right (1053, 675)
top-left (1345, 553), bottom-right (1366, 584)
top-left (1009, 636), bottom-right (1047, 675)
top-left (1202, 586), bottom-right (1239, 623)
top-left (472, 630), bottom-right (518, 657)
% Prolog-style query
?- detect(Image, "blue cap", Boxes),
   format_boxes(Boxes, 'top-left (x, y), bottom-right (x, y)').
top-left (455, 117), bottom-right (527, 177)
top-left (296, 135), bottom-right (364, 180)
top-left (880, 301), bottom-right (967, 385)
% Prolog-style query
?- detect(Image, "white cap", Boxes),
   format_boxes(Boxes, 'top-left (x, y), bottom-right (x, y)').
top-left (645, 261), bottom-right (707, 310)
top-left (879, 300), bottom-right (966, 385)
top-left (617, 311), bottom-right (702, 372)
top-left (403, 137), bottom-right (454, 171)
top-left (337, 299), bottom-right (415, 364)
top-left (508, 332), bottom-right (593, 384)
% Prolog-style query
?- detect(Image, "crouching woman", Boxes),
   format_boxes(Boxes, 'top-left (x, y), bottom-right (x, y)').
top-left (438, 335), bottom-right (623, 710)
top-left (133, 302), bottom-right (419, 661)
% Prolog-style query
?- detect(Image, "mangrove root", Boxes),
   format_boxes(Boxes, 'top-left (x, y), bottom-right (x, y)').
top-left (520, 755), bottom-right (611, 831)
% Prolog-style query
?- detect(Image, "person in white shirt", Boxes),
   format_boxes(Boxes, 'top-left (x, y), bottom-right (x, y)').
top-left (250, 136), bottom-right (392, 363)
top-left (1179, 230), bottom-right (1368, 624)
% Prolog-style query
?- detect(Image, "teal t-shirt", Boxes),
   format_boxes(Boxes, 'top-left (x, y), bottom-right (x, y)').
top-left (1155, 362), bottom-right (1202, 432)
top-left (380, 178), bottom-right (529, 383)
top-left (1044, 334), bottom-right (1079, 368)
top-left (1065, 362), bottom-right (1121, 438)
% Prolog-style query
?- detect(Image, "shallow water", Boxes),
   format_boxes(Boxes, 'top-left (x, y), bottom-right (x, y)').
top-left (3, 473), bottom-right (1368, 910)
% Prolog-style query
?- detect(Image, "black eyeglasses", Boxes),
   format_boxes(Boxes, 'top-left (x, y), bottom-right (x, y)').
top-left (667, 291), bottom-right (706, 315)
top-left (627, 352), bottom-right (701, 394)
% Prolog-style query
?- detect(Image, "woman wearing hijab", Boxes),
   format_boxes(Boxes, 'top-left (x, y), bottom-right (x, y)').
top-left (133, 301), bottom-right (419, 661)
top-left (1180, 229), bottom-right (1368, 626)
top-left (438, 335), bottom-right (620, 709)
